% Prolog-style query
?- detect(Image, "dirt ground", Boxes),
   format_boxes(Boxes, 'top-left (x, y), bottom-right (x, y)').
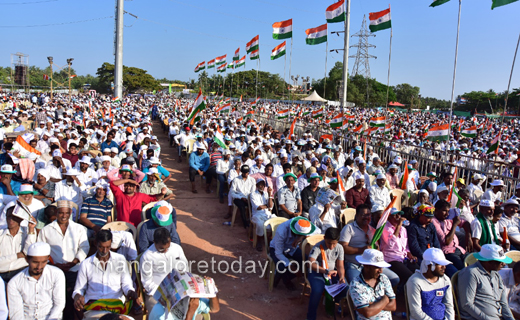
top-left (153, 122), bottom-right (406, 320)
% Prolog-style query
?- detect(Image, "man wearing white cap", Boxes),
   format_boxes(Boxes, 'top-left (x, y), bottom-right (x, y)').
top-left (96, 155), bottom-right (116, 181)
top-left (188, 142), bottom-right (209, 194)
top-left (76, 156), bottom-right (98, 187)
top-left (406, 248), bottom-right (454, 320)
top-left (498, 199), bottom-right (520, 250)
top-left (73, 230), bottom-right (139, 319)
top-left (349, 249), bottom-right (396, 320)
top-left (471, 200), bottom-right (503, 252)
top-left (369, 174), bottom-right (391, 210)
top-left (54, 168), bottom-right (86, 219)
top-left (459, 244), bottom-right (514, 320)
top-left (0, 201), bottom-right (37, 282)
top-left (79, 181), bottom-right (113, 238)
top-left (467, 173), bottom-right (485, 207)
top-left (272, 151), bottom-right (289, 178)
top-left (483, 179), bottom-right (505, 206)
top-left (345, 172), bottom-right (370, 209)
top-left (8, 242), bottom-right (66, 320)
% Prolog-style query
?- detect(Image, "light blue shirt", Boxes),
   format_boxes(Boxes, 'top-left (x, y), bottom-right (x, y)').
top-left (269, 218), bottom-right (300, 266)
top-left (149, 297), bottom-right (210, 320)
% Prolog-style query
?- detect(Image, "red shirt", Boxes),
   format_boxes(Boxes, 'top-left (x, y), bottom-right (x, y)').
top-left (345, 187), bottom-right (370, 209)
top-left (110, 182), bottom-right (157, 227)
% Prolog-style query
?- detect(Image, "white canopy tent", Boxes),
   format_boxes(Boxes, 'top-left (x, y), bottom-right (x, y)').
top-left (301, 90), bottom-right (327, 102)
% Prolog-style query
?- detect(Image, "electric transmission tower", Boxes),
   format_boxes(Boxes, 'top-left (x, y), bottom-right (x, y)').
top-left (349, 15), bottom-right (376, 79)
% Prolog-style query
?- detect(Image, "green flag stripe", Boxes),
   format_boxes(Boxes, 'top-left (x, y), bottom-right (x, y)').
top-left (369, 21), bottom-right (391, 32)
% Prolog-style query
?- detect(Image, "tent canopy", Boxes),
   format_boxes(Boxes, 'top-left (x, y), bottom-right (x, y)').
top-left (302, 90), bottom-right (327, 102)
top-left (389, 101), bottom-right (405, 107)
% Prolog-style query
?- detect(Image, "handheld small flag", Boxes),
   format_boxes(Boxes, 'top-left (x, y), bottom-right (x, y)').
top-left (370, 196), bottom-right (398, 248)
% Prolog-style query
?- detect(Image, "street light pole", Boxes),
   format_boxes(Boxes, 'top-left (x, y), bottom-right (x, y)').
top-left (67, 58), bottom-right (74, 102)
top-left (47, 56), bottom-right (53, 100)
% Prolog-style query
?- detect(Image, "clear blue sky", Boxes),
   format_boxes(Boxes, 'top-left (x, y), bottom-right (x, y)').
top-left (1, 0), bottom-right (519, 100)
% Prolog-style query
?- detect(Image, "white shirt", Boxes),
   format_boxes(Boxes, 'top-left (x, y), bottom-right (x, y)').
top-left (230, 176), bottom-right (256, 200)
top-left (250, 189), bottom-right (273, 218)
top-left (249, 164), bottom-right (265, 175)
top-left (297, 174), bottom-right (310, 192)
top-left (273, 163), bottom-right (285, 178)
top-left (77, 168), bottom-right (98, 187)
top-left (470, 217), bottom-right (502, 245)
top-left (0, 278), bottom-right (7, 320)
top-left (139, 242), bottom-right (188, 295)
top-left (112, 230), bottom-right (138, 262)
top-left (54, 180), bottom-right (87, 219)
top-left (276, 175), bottom-right (287, 191)
top-left (73, 252), bottom-right (134, 303)
top-left (0, 227), bottom-right (36, 273)
top-left (369, 185), bottom-right (391, 209)
top-left (216, 159), bottom-right (231, 175)
top-left (482, 189), bottom-right (502, 204)
top-left (8, 265), bottom-right (66, 320)
top-left (498, 214), bottom-right (520, 243)
top-left (96, 166), bottom-right (116, 180)
top-left (37, 220), bottom-right (89, 272)
top-left (309, 203), bottom-right (338, 234)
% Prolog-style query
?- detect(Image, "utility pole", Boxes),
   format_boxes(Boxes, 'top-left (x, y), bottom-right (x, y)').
top-left (47, 56), bottom-right (53, 100)
top-left (341, 0), bottom-right (351, 108)
top-left (114, 0), bottom-right (124, 99)
top-left (67, 58), bottom-right (74, 102)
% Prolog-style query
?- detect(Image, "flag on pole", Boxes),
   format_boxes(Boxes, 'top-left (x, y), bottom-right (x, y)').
top-left (305, 24), bottom-right (328, 45)
top-left (369, 8), bottom-right (392, 32)
top-left (215, 103), bottom-right (230, 113)
top-left (346, 115), bottom-right (355, 123)
top-left (400, 162), bottom-right (409, 190)
top-left (271, 41), bottom-right (286, 60)
top-left (194, 61), bottom-right (205, 73)
top-left (370, 197), bottom-right (398, 248)
top-left (251, 97), bottom-right (259, 109)
top-left (430, 0), bottom-right (451, 7)
top-left (287, 116), bottom-right (298, 139)
top-left (69, 75), bottom-right (77, 79)
top-left (461, 126), bottom-right (477, 138)
top-left (337, 170), bottom-right (346, 195)
top-left (448, 168), bottom-right (458, 202)
top-left (246, 35), bottom-right (259, 53)
top-left (369, 116), bottom-right (386, 127)
top-left (217, 63), bottom-right (227, 72)
top-left (207, 59), bottom-right (215, 69)
top-left (312, 108), bottom-right (324, 119)
top-left (325, 0), bottom-right (346, 23)
top-left (492, 0), bottom-right (518, 9)
top-left (250, 49), bottom-right (260, 60)
top-left (486, 130), bottom-right (501, 154)
top-left (227, 63), bottom-right (234, 69)
top-left (384, 123), bottom-right (392, 135)
top-left (233, 48), bottom-right (240, 61)
top-left (236, 56), bottom-right (246, 68)
top-left (43, 74), bottom-right (49, 80)
top-left (214, 125), bottom-right (227, 149)
top-left (245, 110), bottom-right (255, 118)
top-left (277, 109), bottom-right (289, 119)
top-left (426, 123), bottom-right (450, 141)
top-left (330, 113), bottom-right (343, 128)
top-left (215, 55), bottom-right (226, 65)
top-left (187, 88), bottom-right (206, 121)
top-left (272, 19), bottom-right (293, 40)
top-left (341, 119), bottom-right (349, 131)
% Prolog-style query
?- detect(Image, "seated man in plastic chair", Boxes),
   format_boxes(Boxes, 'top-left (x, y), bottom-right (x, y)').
top-left (270, 217), bottom-right (317, 291)
top-left (306, 227), bottom-right (346, 320)
top-left (406, 248), bottom-right (455, 320)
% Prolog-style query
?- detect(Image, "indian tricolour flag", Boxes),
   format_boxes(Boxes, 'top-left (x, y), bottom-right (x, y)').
top-left (271, 41), bottom-right (286, 60)
top-left (486, 130), bottom-right (501, 154)
top-left (251, 97), bottom-right (259, 109)
top-left (217, 63), bottom-right (226, 72)
top-left (194, 61), bottom-right (205, 73)
top-left (234, 48), bottom-right (240, 61)
top-left (370, 197), bottom-right (398, 249)
top-left (325, 0), bottom-right (346, 23)
top-left (277, 109), bottom-right (289, 119)
top-left (215, 103), bottom-right (230, 114)
top-left (426, 123), bottom-right (450, 141)
top-left (207, 59), bottom-right (215, 69)
top-left (330, 113), bottom-right (343, 128)
top-left (250, 49), bottom-right (259, 60)
top-left (305, 24), bottom-right (327, 45)
top-left (312, 108), bottom-right (324, 119)
top-left (369, 8), bottom-right (391, 32)
top-left (112, 97), bottom-right (120, 102)
top-left (246, 35), bottom-right (259, 53)
top-left (272, 19), bottom-right (292, 40)
top-left (215, 55), bottom-right (226, 65)
top-left (187, 88), bottom-right (206, 121)
top-left (492, 0), bottom-right (519, 9)
top-left (369, 116), bottom-right (386, 127)
top-left (353, 125), bottom-right (363, 133)
top-left (384, 123), bottom-right (392, 135)
top-left (236, 56), bottom-right (246, 68)
top-left (430, 0), bottom-right (451, 7)
top-left (346, 115), bottom-right (355, 123)
top-left (214, 125), bottom-right (227, 149)
top-left (461, 125), bottom-right (477, 138)
top-left (341, 119), bottom-right (349, 131)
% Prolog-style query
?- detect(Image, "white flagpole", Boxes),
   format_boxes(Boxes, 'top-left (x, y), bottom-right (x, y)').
top-left (324, 30), bottom-right (328, 99)
top-left (385, 4), bottom-right (393, 115)
top-left (445, 0), bottom-right (462, 160)
top-left (284, 45), bottom-right (287, 101)
top-left (289, 36), bottom-right (293, 103)
top-left (256, 56), bottom-right (260, 99)
top-left (501, 32), bottom-right (520, 126)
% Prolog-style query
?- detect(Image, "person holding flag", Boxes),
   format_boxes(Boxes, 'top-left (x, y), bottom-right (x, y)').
top-left (339, 204), bottom-right (400, 286)
top-left (305, 227), bottom-right (346, 320)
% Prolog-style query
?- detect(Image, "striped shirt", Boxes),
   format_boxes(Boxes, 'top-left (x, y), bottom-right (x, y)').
top-left (80, 196), bottom-right (113, 228)
top-left (209, 152), bottom-right (222, 168)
